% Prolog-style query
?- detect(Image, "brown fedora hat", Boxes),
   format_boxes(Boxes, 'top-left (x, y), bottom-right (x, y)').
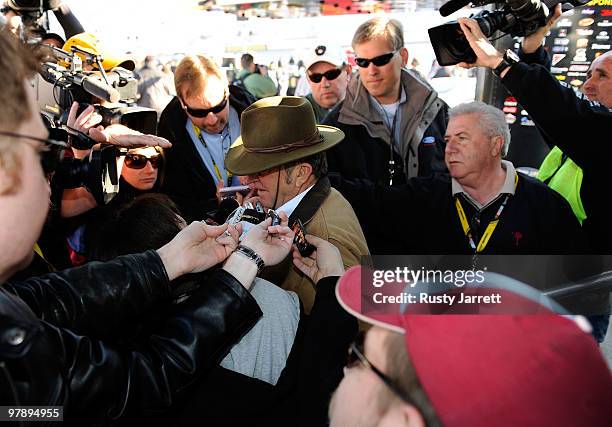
top-left (225, 96), bottom-right (345, 176)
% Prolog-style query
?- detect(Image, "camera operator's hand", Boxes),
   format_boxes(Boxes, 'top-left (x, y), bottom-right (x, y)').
top-left (44, 0), bottom-right (62, 11)
top-left (522, 4), bottom-right (562, 54)
top-left (456, 18), bottom-right (503, 70)
top-left (157, 221), bottom-right (239, 281)
top-left (292, 235), bottom-right (344, 285)
top-left (67, 101), bottom-right (171, 149)
top-left (89, 124), bottom-right (172, 149)
top-left (67, 103), bottom-right (103, 157)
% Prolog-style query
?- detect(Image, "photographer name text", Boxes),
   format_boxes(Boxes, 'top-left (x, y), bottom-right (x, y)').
top-left (372, 292), bottom-right (502, 305)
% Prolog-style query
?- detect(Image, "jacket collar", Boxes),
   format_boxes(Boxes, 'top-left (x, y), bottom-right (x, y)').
top-left (289, 176), bottom-right (331, 226)
top-left (338, 69), bottom-right (438, 158)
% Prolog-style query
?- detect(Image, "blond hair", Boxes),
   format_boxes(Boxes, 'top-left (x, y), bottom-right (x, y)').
top-left (0, 28), bottom-right (43, 193)
top-left (174, 55), bottom-right (226, 99)
top-left (352, 17), bottom-right (404, 51)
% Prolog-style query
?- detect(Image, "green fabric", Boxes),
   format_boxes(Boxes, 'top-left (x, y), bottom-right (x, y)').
top-left (243, 73), bottom-right (277, 99)
top-left (235, 69), bottom-right (251, 80)
top-left (537, 146), bottom-right (586, 224)
top-left (304, 93), bottom-right (331, 124)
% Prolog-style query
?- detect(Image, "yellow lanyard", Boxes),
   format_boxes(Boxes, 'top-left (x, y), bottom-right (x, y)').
top-left (455, 173), bottom-right (518, 253)
top-left (33, 243), bottom-right (56, 272)
top-left (192, 123), bottom-right (232, 186)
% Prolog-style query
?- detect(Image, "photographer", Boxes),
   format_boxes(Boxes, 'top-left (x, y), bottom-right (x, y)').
top-left (0, 28), bottom-right (296, 423)
top-left (456, 16), bottom-right (612, 256)
top-left (2, 1), bottom-right (84, 43)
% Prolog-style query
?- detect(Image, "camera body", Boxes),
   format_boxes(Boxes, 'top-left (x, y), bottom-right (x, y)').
top-left (40, 48), bottom-right (157, 135)
top-left (429, 0), bottom-right (589, 65)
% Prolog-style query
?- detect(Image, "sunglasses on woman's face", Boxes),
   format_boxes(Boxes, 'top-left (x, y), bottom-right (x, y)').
top-left (308, 68), bottom-right (342, 83)
top-left (124, 153), bottom-right (161, 169)
top-left (181, 96), bottom-right (228, 118)
top-left (355, 51), bottom-right (398, 68)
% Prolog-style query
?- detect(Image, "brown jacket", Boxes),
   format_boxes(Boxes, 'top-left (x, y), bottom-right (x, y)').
top-left (260, 176), bottom-right (369, 313)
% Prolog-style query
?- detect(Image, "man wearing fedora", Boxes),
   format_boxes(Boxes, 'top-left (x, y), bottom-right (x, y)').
top-left (226, 96), bottom-right (369, 313)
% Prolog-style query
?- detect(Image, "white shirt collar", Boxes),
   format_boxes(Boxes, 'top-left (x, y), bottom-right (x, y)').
top-left (276, 185), bottom-right (315, 218)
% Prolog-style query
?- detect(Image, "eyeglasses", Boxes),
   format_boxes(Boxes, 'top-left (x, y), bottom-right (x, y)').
top-left (308, 68), bottom-right (342, 83)
top-left (124, 153), bottom-right (161, 169)
top-left (347, 332), bottom-right (410, 403)
top-left (181, 96), bottom-right (228, 118)
top-left (355, 51), bottom-right (398, 68)
top-left (0, 131), bottom-right (67, 175)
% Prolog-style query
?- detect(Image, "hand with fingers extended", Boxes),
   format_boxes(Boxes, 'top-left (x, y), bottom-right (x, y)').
top-left (240, 211), bottom-right (294, 267)
top-left (292, 234), bottom-right (345, 285)
top-left (157, 221), bottom-right (240, 281)
top-left (67, 101), bottom-right (171, 149)
top-left (456, 18), bottom-right (504, 70)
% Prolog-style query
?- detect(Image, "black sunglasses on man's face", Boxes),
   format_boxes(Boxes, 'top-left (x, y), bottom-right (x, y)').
top-left (308, 68), bottom-right (343, 83)
top-left (355, 51), bottom-right (398, 68)
top-left (0, 131), bottom-right (67, 175)
top-left (181, 95), bottom-right (228, 118)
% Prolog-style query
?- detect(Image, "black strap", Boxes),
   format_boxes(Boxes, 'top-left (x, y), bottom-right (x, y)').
top-left (542, 153), bottom-right (569, 186)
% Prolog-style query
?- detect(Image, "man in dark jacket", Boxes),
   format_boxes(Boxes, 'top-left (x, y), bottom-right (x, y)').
top-left (456, 17), bottom-right (612, 253)
top-left (0, 29), bottom-right (294, 425)
top-left (323, 17), bottom-right (448, 195)
top-left (456, 17), bottom-right (612, 342)
top-left (331, 101), bottom-right (585, 255)
top-left (158, 54), bottom-right (256, 222)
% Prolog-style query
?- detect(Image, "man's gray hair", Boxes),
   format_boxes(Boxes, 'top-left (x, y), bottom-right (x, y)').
top-left (352, 17), bottom-right (404, 51)
top-left (449, 101), bottom-right (511, 157)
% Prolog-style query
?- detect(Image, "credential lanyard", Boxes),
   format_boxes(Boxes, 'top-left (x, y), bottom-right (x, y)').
top-left (192, 123), bottom-right (232, 186)
top-left (455, 173), bottom-right (518, 253)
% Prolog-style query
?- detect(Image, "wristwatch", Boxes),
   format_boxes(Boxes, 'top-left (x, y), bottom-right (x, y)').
top-left (492, 49), bottom-right (520, 77)
top-left (234, 245), bottom-right (265, 272)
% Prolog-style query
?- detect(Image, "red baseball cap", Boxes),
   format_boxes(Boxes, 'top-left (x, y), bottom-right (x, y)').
top-left (336, 266), bottom-right (612, 427)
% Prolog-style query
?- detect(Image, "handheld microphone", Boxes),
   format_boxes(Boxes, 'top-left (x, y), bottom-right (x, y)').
top-left (439, 0), bottom-right (472, 17)
top-left (82, 75), bottom-right (120, 103)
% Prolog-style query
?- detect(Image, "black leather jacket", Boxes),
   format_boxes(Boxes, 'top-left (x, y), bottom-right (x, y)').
top-left (0, 250), bottom-right (262, 425)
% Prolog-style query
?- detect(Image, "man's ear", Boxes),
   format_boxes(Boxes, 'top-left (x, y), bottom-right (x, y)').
top-left (344, 64), bottom-right (353, 80)
top-left (400, 47), bottom-right (409, 68)
top-left (295, 162), bottom-right (313, 187)
top-left (491, 135), bottom-right (504, 157)
top-left (0, 151), bottom-right (21, 195)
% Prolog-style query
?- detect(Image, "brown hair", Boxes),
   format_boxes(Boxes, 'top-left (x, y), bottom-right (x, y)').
top-left (0, 28), bottom-right (44, 193)
top-left (174, 54), bottom-right (226, 100)
top-left (352, 17), bottom-right (404, 51)
top-left (379, 331), bottom-right (443, 427)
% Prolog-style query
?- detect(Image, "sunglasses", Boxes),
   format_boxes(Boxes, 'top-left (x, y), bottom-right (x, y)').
top-left (0, 131), bottom-right (67, 175)
top-left (347, 332), bottom-right (411, 403)
top-left (355, 51), bottom-right (398, 68)
top-left (124, 153), bottom-right (161, 169)
top-left (308, 68), bottom-right (342, 83)
top-left (181, 96), bottom-right (228, 118)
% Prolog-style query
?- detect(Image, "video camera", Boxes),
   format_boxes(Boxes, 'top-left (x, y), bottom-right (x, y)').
top-left (40, 45), bottom-right (156, 134)
top-left (36, 46), bottom-right (157, 205)
top-left (428, 0), bottom-right (589, 65)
